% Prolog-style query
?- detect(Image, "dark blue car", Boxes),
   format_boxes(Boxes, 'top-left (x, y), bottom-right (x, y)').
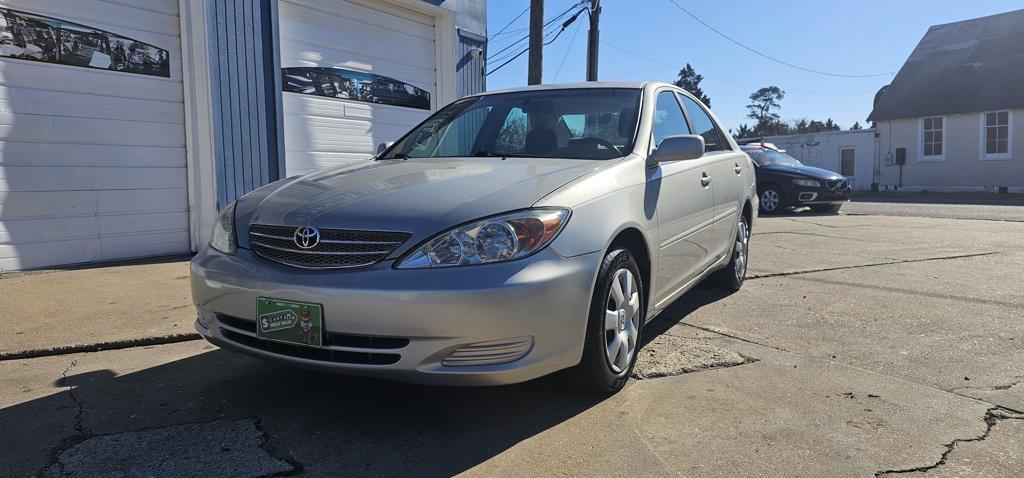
top-left (742, 144), bottom-right (851, 214)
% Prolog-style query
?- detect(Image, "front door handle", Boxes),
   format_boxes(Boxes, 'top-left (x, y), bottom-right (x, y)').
top-left (700, 173), bottom-right (712, 187)
top-left (734, 163), bottom-right (743, 175)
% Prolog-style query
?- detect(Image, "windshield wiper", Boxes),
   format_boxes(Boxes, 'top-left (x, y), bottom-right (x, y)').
top-left (386, 153), bottom-right (412, 160)
top-left (470, 150), bottom-right (499, 157)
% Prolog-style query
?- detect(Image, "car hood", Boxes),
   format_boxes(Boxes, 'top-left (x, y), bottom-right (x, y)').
top-left (760, 164), bottom-right (843, 180)
top-left (234, 157), bottom-right (605, 250)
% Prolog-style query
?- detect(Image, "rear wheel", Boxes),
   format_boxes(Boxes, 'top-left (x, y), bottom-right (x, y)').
top-left (759, 186), bottom-right (785, 215)
top-left (573, 249), bottom-right (643, 394)
top-left (810, 204), bottom-right (842, 214)
top-left (711, 213), bottom-right (750, 291)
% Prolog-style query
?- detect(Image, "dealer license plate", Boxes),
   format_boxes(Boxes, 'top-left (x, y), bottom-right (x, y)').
top-left (256, 297), bottom-right (323, 348)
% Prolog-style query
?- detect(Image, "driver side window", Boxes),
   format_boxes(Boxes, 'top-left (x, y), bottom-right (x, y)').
top-left (652, 91), bottom-right (692, 149)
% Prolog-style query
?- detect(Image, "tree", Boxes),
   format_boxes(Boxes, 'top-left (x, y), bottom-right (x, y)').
top-left (735, 123), bottom-right (753, 139)
top-left (673, 63), bottom-right (711, 107)
top-left (746, 86), bottom-right (785, 141)
top-left (850, 121), bottom-right (863, 130)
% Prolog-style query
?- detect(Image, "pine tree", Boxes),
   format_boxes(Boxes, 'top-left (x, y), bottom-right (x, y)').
top-left (673, 63), bottom-right (712, 107)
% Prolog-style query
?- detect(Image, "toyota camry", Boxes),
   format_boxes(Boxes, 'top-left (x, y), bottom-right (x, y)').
top-left (190, 82), bottom-right (757, 393)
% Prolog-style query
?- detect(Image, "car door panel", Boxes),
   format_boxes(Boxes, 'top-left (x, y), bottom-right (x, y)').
top-left (677, 93), bottom-right (745, 261)
top-left (652, 157), bottom-right (716, 305)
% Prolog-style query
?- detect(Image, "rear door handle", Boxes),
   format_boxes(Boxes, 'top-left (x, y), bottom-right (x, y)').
top-left (700, 173), bottom-right (712, 187)
top-left (734, 163), bottom-right (742, 175)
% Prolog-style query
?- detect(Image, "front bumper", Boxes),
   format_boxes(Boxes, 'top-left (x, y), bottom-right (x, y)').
top-left (789, 185), bottom-right (851, 205)
top-left (190, 246), bottom-right (602, 386)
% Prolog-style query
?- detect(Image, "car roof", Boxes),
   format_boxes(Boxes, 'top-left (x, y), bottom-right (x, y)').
top-left (473, 81), bottom-right (665, 97)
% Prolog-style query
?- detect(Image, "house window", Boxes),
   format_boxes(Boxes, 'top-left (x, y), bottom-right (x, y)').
top-left (922, 117), bottom-right (943, 159)
top-left (983, 111), bottom-right (1010, 158)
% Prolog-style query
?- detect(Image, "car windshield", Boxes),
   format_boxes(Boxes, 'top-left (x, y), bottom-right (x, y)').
top-left (745, 148), bottom-right (803, 167)
top-left (382, 88), bottom-right (642, 160)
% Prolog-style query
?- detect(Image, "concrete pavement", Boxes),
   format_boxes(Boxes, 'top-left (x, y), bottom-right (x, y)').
top-left (2, 204), bottom-right (1023, 477)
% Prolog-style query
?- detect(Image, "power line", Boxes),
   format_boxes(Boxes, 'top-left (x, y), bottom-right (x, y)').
top-left (489, 6), bottom-right (529, 40)
top-left (600, 40), bottom-right (877, 95)
top-left (554, 12), bottom-right (584, 81)
top-left (487, 7), bottom-right (587, 77)
top-left (664, 0), bottom-right (894, 78)
top-left (487, 1), bottom-right (584, 60)
top-left (489, 16), bottom-right (568, 65)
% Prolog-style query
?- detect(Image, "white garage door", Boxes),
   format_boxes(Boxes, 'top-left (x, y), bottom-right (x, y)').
top-left (0, 0), bottom-right (187, 271)
top-left (278, 0), bottom-right (437, 175)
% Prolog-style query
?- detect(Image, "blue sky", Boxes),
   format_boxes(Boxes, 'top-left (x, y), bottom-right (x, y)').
top-left (485, 0), bottom-right (1023, 132)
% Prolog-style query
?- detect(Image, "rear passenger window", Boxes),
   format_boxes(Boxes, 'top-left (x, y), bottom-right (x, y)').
top-left (678, 94), bottom-right (727, 152)
top-left (652, 91), bottom-right (692, 149)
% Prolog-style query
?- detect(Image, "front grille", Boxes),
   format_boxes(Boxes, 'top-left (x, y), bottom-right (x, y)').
top-left (248, 224), bottom-right (410, 269)
top-left (220, 328), bottom-right (401, 365)
top-left (217, 314), bottom-right (409, 350)
top-left (826, 178), bottom-right (849, 191)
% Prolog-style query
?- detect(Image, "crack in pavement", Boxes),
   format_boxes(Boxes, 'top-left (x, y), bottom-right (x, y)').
top-left (952, 377), bottom-right (1024, 394)
top-left (874, 407), bottom-right (1024, 476)
top-left (0, 333), bottom-right (203, 361)
top-left (60, 359), bottom-right (88, 437)
top-left (747, 251), bottom-right (998, 280)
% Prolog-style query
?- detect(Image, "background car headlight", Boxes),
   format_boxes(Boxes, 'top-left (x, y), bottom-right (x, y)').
top-left (792, 178), bottom-right (821, 188)
top-left (397, 208), bottom-right (570, 268)
top-left (209, 201), bottom-right (237, 254)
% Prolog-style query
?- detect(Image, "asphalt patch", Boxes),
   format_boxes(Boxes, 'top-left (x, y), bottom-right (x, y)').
top-left (632, 335), bottom-right (752, 380)
top-left (44, 419), bottom-right (295, 478)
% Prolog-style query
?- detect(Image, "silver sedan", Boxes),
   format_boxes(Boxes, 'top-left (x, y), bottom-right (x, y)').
top-left (190, 82), bottom-right (757, 393)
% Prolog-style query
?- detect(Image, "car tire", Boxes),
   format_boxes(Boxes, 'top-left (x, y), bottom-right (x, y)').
top-left (758, 185), bottom-right (785, 215)
top-left (573, 248), bottom-right (644, 394)
top-left (810, 204), bottom-right (842, 214)
top-left (711, 213), bottom-right (750, 291)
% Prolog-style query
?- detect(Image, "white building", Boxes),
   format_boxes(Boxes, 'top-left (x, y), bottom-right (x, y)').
top-left (867, 9), bottom-right (1024, 193)
top-left (0, 0), bottom-right (486, 272)
top-left (761, 129), bottom-right (877, 191)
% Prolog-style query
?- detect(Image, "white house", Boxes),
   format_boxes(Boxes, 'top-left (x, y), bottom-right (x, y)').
top-left (867, 9), bottom-right (1024, 193)
top-left (761, 129), bottom-right (877, 191)
top-left (0, 0), bottom-right (486, 272)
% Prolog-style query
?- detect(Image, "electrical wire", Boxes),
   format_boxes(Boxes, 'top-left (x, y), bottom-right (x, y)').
top-left (487, 7), bottom-right (588, 77)
top-left (554, 11), bottom-right (584, 81)
top-left (489, 6), bottom-right (529, 40)
top-left (664, 0), bottom-right (894, 78)
top-left (600, 40), bottom-right (877, 95)
top-left (487, 1), bottom-right (585, 61)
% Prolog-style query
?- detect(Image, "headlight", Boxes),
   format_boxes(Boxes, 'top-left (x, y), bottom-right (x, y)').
top-left (792, 178), bottom-right (821, 188)
top-left (209, 201), bottom-right (237, 254)
top-left (396, 208), bottom-right (570, 268)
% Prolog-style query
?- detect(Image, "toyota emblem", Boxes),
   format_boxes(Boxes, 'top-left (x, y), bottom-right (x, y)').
top-left (293, 226), bottom-right (320, 249)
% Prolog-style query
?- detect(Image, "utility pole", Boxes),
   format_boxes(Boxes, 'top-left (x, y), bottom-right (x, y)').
top-left (586, 0), bottom-right (600, 81)
top-left (528, 0), bottom-right (543, 85)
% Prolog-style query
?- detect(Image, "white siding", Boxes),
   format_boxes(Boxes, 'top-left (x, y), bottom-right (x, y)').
top-left (876, 109), bottom-right (1024, 192)
top-left (278, 0), bottom-right (437, 175)
top-left (763, 130), bottom-right (877, 191)
top-left (0, 0), bottom-right (187, 271)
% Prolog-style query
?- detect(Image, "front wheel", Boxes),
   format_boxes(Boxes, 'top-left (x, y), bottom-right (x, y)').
top-left (759, 187), bottom-right (785, 215)
top-left (573, 249), bottom-right (644, 394)
top-left (711, 214), bottom-right (750, 291)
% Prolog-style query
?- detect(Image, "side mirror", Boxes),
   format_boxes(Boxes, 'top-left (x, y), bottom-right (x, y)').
top-left (376, 141), bottom-right (394, 155)
top-left (647, 135), bottom-right (705, 167)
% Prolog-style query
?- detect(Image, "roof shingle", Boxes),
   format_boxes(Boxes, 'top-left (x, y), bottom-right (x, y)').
top-left (867, 9), bottom-right (1024, 122)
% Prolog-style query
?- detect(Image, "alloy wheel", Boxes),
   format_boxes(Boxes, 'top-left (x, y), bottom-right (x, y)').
top-left (605, 269), bottom-right (640, 373)
top-left (760, 189), bottom-right (779, 212)
top-left (733, 218), bottom-right (750, 282)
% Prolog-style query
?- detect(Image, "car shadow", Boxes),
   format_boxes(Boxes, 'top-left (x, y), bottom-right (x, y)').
top-left (3, 285), bottom-right (734, 477)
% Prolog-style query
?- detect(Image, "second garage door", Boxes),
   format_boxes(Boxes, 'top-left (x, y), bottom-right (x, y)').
top-left (278, 0), bottom-right (438, 176)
